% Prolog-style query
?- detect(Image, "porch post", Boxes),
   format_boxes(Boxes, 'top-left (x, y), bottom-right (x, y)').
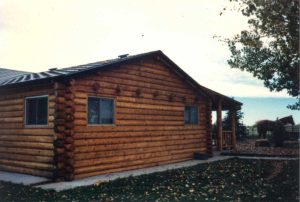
top-left (217, 100), bottom-right (223, 150)
top-left (206, 99), bottom-right (213, 156)
top-left (230, 108), bottom-right (236, 150)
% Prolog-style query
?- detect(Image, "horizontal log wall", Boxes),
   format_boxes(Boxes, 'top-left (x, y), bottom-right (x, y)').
top-left (0, 84), bottom-right (55, 178)
top-left (72, 58), bottom-right (210, 179)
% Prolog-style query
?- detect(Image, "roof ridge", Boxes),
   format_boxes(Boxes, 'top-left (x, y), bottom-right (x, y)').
top-left (59, 50), bottom-right (161, 71)
top-left (0, 67), bottom-right (32, 74)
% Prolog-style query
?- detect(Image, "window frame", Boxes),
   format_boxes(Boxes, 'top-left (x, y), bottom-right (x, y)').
top-left (184, 105), bottom-right (199, 125)
top-left (24, 95), bottom-right (49, 127)
top-left (87, 96), bottom-right (116, 126)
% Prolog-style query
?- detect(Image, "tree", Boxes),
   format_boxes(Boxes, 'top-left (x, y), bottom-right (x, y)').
top-left (222, 109), bottom-right (248, 140)
top-left (222, 0), bottom-right (299, 110)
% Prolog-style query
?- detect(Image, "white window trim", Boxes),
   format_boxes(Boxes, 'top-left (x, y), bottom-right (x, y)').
top-left (25, 95), bottom-right (49, 127)
top-left (87, 96), bottom-right (116, 126)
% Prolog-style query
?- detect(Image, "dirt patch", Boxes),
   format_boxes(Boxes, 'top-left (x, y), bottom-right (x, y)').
top-left (234, 139), bottom-right (299, 157)
top-left (266, 161), bottom-right (286, 181)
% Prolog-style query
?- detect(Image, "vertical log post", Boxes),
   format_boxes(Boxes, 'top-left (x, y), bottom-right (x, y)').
top-left (53, 80), bottom-right (75, 181)
top-left (206, 100), bottom-right (213, 157)
top-left (64, 79), bottom-right (75, 181)
top-left (53, 82), bottom-right (67, 181)
top-left (230, 108), bottom-right (237, 150)
top-left (217, 100), bottom-right (223, 151)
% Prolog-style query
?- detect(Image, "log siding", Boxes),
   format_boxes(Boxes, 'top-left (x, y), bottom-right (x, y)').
top-left (0, 84), bottom-right (55, 178)
top-left (71, 58), bottom-right (210, 179)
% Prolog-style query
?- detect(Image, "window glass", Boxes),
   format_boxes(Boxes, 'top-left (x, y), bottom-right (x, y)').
top-left (100, 99), bottom-right (114, 124)
top-left (190, 106), bottom-right (198, 124)
top-left (26, 96), bottom-right (48, 125)
top-left (88, 97), bottom-right (114, 125)
top-left (88, 97), bottom-right (100, 124)
top-left (184, 106), bottom-right (191, 124)
top-left (26, 98), bottom-right (36, 125)
top-left (185, 106), bottom-right (198, 124)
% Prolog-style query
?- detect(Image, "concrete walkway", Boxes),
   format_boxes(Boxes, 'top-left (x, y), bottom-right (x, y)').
top-left (0, 171), bottom-right (50, 185)
top-left (236, 156), bottom-right (299, 160)
top-left (37, 155), bottom-right (232, 191)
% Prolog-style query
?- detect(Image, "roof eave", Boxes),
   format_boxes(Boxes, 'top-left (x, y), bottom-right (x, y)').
top-left (154, 52), bottom-right (242, 108)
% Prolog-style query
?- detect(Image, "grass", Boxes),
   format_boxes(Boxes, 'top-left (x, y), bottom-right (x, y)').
top-left (0, 158), bottom-right (298, 202)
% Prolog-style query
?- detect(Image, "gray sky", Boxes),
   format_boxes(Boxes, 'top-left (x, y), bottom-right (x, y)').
top-left (0, 0), bottom-right (288, 98)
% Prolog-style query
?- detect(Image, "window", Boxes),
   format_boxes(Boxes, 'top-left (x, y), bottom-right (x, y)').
top-left (184, 106), bottom-right (198, 124)
top-left (88, 97), bottom-right (115, 125)
top-left (25, 96), bottom-right (48, 125)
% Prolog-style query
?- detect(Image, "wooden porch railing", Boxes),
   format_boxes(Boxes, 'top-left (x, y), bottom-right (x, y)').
top-left (222, 130), bottom-right (233, 148)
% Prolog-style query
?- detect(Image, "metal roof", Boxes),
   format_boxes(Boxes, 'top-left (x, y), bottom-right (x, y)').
top-left (0, 51), bottom-right (161, 87)
top-left (0, 50), bottom-right (242, 108)
top-left (0, 68), bottom-right (32, 86)
top-left (0, 54), bottom-right (141, 87)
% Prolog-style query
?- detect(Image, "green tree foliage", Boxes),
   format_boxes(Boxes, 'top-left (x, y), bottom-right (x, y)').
top-left (223, 0), bottom-right (299, 110)
top-left (222, 110), bottom-right (248, 139)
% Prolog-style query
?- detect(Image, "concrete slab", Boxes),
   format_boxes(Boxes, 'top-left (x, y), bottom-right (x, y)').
top-left (236, 156), bottom-right (299, 160)
top-left (37, 155), bottom-right (232, 191)
top-left (0, 171), bottom-right (50, 185)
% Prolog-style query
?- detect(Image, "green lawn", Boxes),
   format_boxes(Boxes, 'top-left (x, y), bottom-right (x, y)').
top-left (0, 158), bottom-right (298, 202)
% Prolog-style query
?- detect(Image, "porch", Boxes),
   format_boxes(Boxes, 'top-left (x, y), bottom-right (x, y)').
top-left (210, 97), bottom-right (242, 151)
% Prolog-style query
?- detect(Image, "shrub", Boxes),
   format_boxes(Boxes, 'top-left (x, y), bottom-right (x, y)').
top-left (270, 122), bottom-right (286, 147)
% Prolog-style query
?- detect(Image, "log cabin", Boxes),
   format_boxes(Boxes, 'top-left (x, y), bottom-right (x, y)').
top-left (0, 50), bottom-right (242, 181)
